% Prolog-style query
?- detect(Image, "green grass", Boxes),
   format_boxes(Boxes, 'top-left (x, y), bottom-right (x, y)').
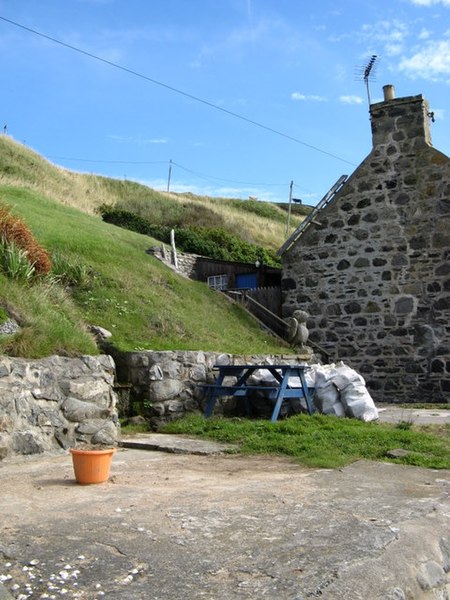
top-left (0, 135), bottom-right (301, 358)
top-left (0, 275), bottom-right (98, 357)
top-left (160, 414), bottom-right (450, 469)
top-left (0, 185), bottom-right (291, 357)
top-left (120, 421), bottom-right (152, 435)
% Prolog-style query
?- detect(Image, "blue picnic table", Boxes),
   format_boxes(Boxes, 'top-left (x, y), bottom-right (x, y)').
top-left (203, 364), bottom-right (315, 423)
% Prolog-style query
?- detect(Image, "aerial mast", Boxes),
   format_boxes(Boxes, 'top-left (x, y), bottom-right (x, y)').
top-left (355, 54), bottom-right (378, 108)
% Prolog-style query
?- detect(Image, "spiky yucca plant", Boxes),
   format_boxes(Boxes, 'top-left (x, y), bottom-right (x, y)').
top-left (0, 237), bottom-right (36, 282)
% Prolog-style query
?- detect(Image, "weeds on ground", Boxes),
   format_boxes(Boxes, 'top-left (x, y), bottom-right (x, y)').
top-left (120, 421), bottom-right (151, 435)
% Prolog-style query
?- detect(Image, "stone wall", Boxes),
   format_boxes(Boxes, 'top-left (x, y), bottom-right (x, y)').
top-left (281, 90), bottom-right (450, 403)
top-left (147, 245), bottom-right (197, 278)
top-left (112, 349), bottom-right (308, 424)
top-left (0, 354), bottom-right (119, 460)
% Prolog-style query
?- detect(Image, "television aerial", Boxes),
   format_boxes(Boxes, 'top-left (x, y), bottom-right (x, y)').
top-left (355, 54), bottom-right (378, 107)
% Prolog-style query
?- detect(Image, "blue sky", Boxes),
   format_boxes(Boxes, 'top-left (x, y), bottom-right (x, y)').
top-left (1, 0), bottom-right (449, 206)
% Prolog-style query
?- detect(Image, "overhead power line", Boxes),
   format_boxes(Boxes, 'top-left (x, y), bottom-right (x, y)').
top-left (47, 155), bottom-right (167, 165)
top-left (171, 161), bottom-right (286, 186)
top-left (0, 15), bottom-right (356, 168)
top-left (46, 154), bottom-right (290, 187)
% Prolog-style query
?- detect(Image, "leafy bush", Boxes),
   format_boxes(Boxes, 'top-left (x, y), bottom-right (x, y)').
top-left (98, 205), bottom-right (154, 235)
top-left (0, 202), bottom-right (51, 275)
top-left (98, 205), bottom-right (280, 266)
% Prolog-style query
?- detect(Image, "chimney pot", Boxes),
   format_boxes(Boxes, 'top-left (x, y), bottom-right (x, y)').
top-left (383, 85), bottom-right (396, 101)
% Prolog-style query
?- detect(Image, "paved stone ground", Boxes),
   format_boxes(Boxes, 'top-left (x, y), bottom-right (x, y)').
top-left (120, 432), bottom-right (238, 455)
top-left (1, 405), bottom-right (449, 599)
top-left (0, 438), bottom-right (449, 599)
top-left (376, 405), bottom-right (450, 425)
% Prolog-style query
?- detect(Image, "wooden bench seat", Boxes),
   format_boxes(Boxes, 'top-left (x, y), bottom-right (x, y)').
top-left (200, 383), bottom-right (313, 400)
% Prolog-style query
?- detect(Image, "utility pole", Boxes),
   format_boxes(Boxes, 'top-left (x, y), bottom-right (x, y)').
top-left (286, 180), bottom-right (294, 235)
top-left (167, 159), bottom-right (172, 193)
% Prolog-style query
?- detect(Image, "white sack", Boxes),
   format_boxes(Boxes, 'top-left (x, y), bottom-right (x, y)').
top-left (311, 362), bottom-right (378, 421)
top-left (339, 382), bottom-right (378, 422)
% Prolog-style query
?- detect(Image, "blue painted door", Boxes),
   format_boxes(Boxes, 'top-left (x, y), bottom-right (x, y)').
top-left (235, 273), bottom-right (257, 289)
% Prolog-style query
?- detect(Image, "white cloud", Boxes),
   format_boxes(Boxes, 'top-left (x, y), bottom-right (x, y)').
top-left (418, 28), bottom-right (432, 39)
top-left (385, 43), bottom-right (404, 55)
top-left (399, 39), bottom-right (450, 80)
top-left (108, 134), bottom-right (168, 144)
top-left (77, 0), bottom-right (114, 4)
top-left (291, 92), bottom-right (327, 101)
top-left (430, 108), bottom-right (446, 119)
top-left (359, 20), bottom-right (409, 55)
top-left (339, 95), bottom-right (364, 105)
top-left (190, 17), bottom-right (284, 68)
top-left (409, 0), bottom-right (450, 6)
top-left (139, 178), bottom-right (286, 202)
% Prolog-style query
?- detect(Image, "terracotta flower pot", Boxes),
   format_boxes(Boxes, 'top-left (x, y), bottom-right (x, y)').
top-left (70, 448), bottom-right (116, 485)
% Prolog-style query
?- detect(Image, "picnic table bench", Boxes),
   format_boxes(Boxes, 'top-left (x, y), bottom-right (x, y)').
top-left (202, 364), bottom-right (315, 423)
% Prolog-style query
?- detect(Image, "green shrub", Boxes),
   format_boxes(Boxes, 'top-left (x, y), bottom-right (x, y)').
top-left (98, 205), bottom-right (280, 266)
top-left (98, 205), bottom-right (158, 235)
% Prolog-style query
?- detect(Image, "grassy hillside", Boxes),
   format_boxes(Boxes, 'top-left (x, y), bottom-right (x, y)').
top-left (0, 136), bottom-right (301, 252)
top-left (0, 136), bottom-right (294, 358)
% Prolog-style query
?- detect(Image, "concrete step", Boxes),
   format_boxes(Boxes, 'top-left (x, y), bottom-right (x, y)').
top-left (119, 432), bottom-right (237, 455)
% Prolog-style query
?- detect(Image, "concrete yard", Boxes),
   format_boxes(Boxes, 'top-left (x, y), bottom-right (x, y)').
top-left (0, 434), bottom-right (449, 599)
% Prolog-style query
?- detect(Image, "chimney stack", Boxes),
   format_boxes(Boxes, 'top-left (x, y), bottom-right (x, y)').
top-left (370, 87), bottom-right (432, 149)
top-left (383, 84), bottom-right (395, 101)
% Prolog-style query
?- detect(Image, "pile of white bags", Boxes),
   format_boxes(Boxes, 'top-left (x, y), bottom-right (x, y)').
top-left (309, 362), bottom-right (378, 422)
top-left (247, 362), bottom-right (378, 422)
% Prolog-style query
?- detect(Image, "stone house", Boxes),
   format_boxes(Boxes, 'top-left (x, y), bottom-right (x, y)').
top-left (280, 85), bottom-right (450, 403)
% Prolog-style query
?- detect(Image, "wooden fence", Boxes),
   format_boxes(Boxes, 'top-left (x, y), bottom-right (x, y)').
top-left (244, 286), bottom-right (281, 317)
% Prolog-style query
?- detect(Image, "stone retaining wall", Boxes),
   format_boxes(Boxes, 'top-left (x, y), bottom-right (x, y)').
top-left (148, 245), bottom-right (197, 278)
top-left (0, 349), bottom-right (311, 458)
top-left (112, 349), bottom-right (308, 424)
top-left (0, 355), bottom-right (119, 460)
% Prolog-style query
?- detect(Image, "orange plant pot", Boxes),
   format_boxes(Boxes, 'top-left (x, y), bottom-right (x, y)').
top-left (70, 448), bottom-right (116, 485)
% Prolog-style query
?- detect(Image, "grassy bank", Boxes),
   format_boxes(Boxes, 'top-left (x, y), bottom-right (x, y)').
top-left (0, 185), bottom-right (291, 357)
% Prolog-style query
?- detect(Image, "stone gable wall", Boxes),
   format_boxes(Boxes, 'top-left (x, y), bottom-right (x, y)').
top-left (0, 355), bottom-right (119, 460)
top-left (281, 93), bottom-right (450, 403)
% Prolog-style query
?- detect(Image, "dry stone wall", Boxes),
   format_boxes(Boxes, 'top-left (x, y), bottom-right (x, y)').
top-left (281, 92), bottom-right (450, 403)
top-left (0, 354), bottom-right (119, 460)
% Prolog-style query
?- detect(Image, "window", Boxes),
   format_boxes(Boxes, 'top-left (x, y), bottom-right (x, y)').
top-left (207, 274), bottom-right (228, 291)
